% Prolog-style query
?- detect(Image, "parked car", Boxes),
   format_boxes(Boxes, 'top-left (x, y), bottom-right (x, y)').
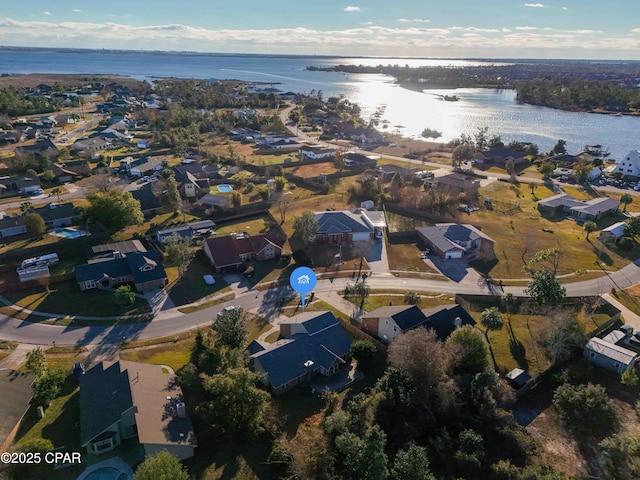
top-left (217, 306), bottom-right (237, 317)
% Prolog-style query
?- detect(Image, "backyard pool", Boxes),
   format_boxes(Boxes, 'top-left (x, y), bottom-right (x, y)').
top-left (49, 227), bottom-right (87, 239)
top-left (217, 184), bottom-right (234, 193)
top-left (76, 458), bottom-right (133, 480)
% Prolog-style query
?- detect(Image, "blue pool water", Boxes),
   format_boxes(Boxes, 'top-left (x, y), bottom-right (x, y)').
top-left (83, 467), bottom-right (126, 480)
top-left (49, 227), bottom-right (87, 238)
top-left (217, 184), bottom-right (234, 193)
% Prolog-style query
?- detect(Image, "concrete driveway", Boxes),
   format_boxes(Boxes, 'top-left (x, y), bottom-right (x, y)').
top-left (425, 255), bottom-right (483, 284)
top-left (360, 239), bottom-right (391, 275)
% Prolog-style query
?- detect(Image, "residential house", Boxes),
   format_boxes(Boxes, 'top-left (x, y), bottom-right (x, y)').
top-left (260, 133), bottom-right (301, 150)
top-left (80, 361), bottom-right (196, 460)
top-left (313, 209), bottom-right (387, 243)
top-left (13, 176), bottom-right (41, 194)
top-left (248, 311), bottom-right (352, 394)
top-left (536, 194), bottom-right (619, 221)
top-left (15, 139), bottom-right (58, 158)
top-left (0, 370), bottom-right (34, 451)
top-left (50, 161), bottom-right (91, 183)
top-left (171, 162), bottom-right (212, 199)
top-left (89, 240), bottom-right (147, 261)
top-left (417, 224), bottom-right (496, 260)
top-left (349, 126), bottom-right (383, 145)
top-left (584, 336), bottom-right (637, 374)
top-left (156, 220), bottom-right (215, 244)
top-left (203, 233), bottom-right (283, 273)
top-left (0, 130), bottom-right (25, 144)
top-left (74, 250), bottom-right (167, 292)
top-left (424, 173), bottom-right (480, 196)
top-left (121, 156), bottom-right (166, 177)
top-left (298, 146), bottom-right (336, 161)
top-left (613, 150), bottom-right (640, 177)
top-left (229, 127), bottom-right (262, 142)
top-left (199, 193), bottom-right (231, 209)
top-left (130, 188), bottom-right (161, 217)
top-left (473, 146), bottom-right (529, 167)
top-left (100, 128), bottom-right (133, 144)
top-left (343, 152), bottom-right (378, 170)
top-left (0, 216), bottom-right (26, 238)
top-left (361, 304), bottom-right (475, 344)
top-left (599, 221), bottom-right (627, 243)
top-left (73, 137), bottom-right (112, 152)
top-left (32, 202), bottom-right (74, 228)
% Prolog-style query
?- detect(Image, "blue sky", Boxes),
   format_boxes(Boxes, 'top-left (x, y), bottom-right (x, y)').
top-left (1, 1), bottom-right (639, 59)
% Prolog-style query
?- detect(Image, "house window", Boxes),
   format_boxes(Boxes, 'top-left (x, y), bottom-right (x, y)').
top-left (393, 326), bottom-right (397, 332)
top-left (590, 352), bottom-right (595, 358)
top-left (86, 280), bottom-right (96, 289)
top-left (385, 320), bottom-right (388, 325)
top-left (615, 362), bottom-right (620, 369)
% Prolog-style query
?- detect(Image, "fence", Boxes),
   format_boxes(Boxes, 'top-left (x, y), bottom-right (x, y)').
top-left (336, 316), bottom-right (387, 353)
top-left (383, 202), bottom-right (454, 224)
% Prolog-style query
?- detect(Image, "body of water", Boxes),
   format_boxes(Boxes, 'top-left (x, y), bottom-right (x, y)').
top-left (1, 49), bottom-right (639, 159)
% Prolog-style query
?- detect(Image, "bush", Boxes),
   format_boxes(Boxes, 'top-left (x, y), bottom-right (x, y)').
top-left (292, 249), bottom-right (314, 267)
top-left (617, 236), bottom-right (634, 251)
top-left (351, 340), bottom-right (377, 372)
top-left (553, 382), bottom-right (617, 438)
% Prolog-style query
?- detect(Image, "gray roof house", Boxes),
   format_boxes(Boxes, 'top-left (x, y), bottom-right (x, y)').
top-left (32, 202), bottom-right (75, 228)
top-left (584, 336), bottom-right (637, 374)
top-left (313, 210), bottom-right (386, 243)
top-left (156, 220), bottom-right (215, 244)
top-left (74, 250), bottom-right (167, 292)
top-left (361, 304), bottom-right (475, 344)
top-left (537, 194), bottom-right (619, 220)
top-left (417, 223), bottom-right (496, 261)
top-left (0, 216), bottom-right (26, 238)
top-left (80, 361), bottom-right (197, 460)
top-left (130, 188), bottom-right (161, 217)
top-left (249, 311), bottom-right (352, 394)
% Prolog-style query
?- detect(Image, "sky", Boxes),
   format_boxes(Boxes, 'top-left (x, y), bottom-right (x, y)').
top-left (1, 1), bottom-right (639, 59)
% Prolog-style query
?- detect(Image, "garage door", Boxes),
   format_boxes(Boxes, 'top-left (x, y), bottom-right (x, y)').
top-left (445, 250), bottom-right (463, 259)
top-left (352, 232), bottom-right (371, 242)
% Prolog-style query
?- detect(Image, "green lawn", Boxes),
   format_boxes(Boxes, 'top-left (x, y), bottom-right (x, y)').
top-left (166, 254), bottom-right (231, 306)
top-left (344, 292), bottom-right (456, 312)
top-left (3, 281), bottom-right (151, 318)
top-left (613, 288), bottom-right (640, 316)
top-left (387, 238), bottom-right (438, 273)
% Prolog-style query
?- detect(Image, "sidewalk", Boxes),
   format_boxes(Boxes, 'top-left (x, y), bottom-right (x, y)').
top-left (601, 293), bottom-right (640, 331)
top-left (0, 344), bottom-right (40, 370)
top-left (315, 290), bottom-right (365, 321)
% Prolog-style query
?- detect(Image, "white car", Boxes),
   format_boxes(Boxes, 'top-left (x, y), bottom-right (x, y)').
top-left (203, 275), bottom-right (216, 285)
top-left (217, 306), bottom-right (237, 317)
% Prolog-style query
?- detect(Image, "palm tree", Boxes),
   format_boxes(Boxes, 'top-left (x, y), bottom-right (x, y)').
top-left (480, 306), bottom-right (504, 341)
top-left (500, 293), bottom-right (517, 323)
top-left (51, 187), bottom-right (61, 202)
top-left (583, 221), bottom-right (597, 240)
top-left (19, 201), bottom-right (32, 213)
top-left (404, 291), bottom-right (421, 306)
top-left (621, 193), bottom-right (633, 212)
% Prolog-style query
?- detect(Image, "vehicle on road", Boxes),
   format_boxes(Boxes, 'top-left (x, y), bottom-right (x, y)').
top-left (217, 306), bottom-right (237, 317)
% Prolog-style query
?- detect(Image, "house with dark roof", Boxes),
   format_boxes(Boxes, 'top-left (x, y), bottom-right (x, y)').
top-left (537, 194), bottom-right (619, 220)
top-left (313, 210), bottom-right (386, 243)
top-left (343, 152), bottom-right (378, 170)
top-left (130, 188), bottom-right (161, 217)
top-left (0, 370), bottom-right (34, 452)
top-left (13, 176), bottom-right (41, 194)
top-left (156, 220), bottom-right (215, 244)
top-left (248, 311), bottom-right (352, 394)
top-left (89, 240), bottom-right (147, 260)
top-left (73, 137), bottom-right (112, 152)
top-left (472, 146), bottom-right (529, 167)
top-left (74, 250), bottom-right (167, 292)
top-left (361, 304), bottom-right (475, 344)
top-left (50, 161), bottom-right (91, 183)
top-left (203, 233), bottom-right (283, 273)
top-left (424, 172), bottom-right (480, 196)
top-left (32, 202), bottom-right (74, 228)
top-left (417, 224), bottom-right (496, 260)
top-left (0, 216), bottom-right (26, 238)
top-left (15, 139), bottom-right (58, 158)
top-left (80, 361), bottom-right (197, 460)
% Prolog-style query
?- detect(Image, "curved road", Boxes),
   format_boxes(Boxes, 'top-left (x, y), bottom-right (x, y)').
top-left (1, 256), bottom-right (639, 346)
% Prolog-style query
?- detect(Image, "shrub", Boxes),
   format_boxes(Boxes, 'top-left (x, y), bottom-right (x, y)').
top-left (553, 382), bottom-right (617, 438)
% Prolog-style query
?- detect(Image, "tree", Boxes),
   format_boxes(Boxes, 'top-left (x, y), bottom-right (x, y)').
top-left (500, 293), bottom-right (518, 322)
top-left (553, 382), bottom-right (616, 437)
top-left (573, 159), bottom-right (592, 184)
top-left (51, 186), bottom-right (61, 202)
top-left (33, 368), bottom-right (65, 406)
top-left (274, 175), bottom-right (287, 191)
top-left (621, 193), bottom-right (633, 212)
top-left (24, 212), bottom-right (46, 235)
top-left (552, 139), bottom-right (567, 155)
top-left (134, 451), bottom-right (189, 480)
top-left (115, 284), bottom-right (136, 306)
top-left (624, 216), bottom-right (640, 239)
top-left (276, 192), bottom-right (294, 224)
top-left (165, 234), bottom-right (194, 277)
top-left (292, 210), bottom-right (319, 244)
top-left (25, 346), bottom-right (47, 377)
top-left (526, 247), bottom-right (563, 275)
top-left (480, 306), bottom-right (504, 340)
top-left (452, 143), bottom-right (475, 167)
top-left (583, 221), bottom-right (597, 240)
top-left (391, 444), bottom-right (436, 480)
top-left (197, 366), bottom-right (270, 439)
top-left (87, 188), bottom-right (143, 233)
top-left (213, 307), bottom-right (247, 349)
top-left (285, 419), bottom-right (334, 479)
top-left (447, 325), bottom-right (489, 374)
top-left (525, 269), bottom-right (566, 305)
top-left (538, 161), bottom-right (555, 179)
top-left (86, 173), bottom-right (116, 193)
top-left (256, 185), bottom-right (270, 200)
top-left (403, 291), bottom-right (421, 306)
top-left (621, 367), bottom-right (639, 387)
top-left (351, 340), bottom-right (377, 372)
top-left (165, 175), bottom-right (181, 213)
top-left (19, 201), bottom-right (32, 213)
top-left (335, 426), bottom-right (388, 480)
top-left (230, 190), bottom-right (242, 207)
top-left (539, 313), bottom-right (584, 364)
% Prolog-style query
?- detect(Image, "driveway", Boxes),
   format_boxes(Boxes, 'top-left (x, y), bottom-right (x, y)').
top-left (425, 255), bottom-right (483, 284)
top-left (360, 239), bottom-right (391, 275)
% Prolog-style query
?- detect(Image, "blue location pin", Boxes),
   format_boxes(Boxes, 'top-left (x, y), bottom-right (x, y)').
top-left (289, 266), bottom-right (317, 311)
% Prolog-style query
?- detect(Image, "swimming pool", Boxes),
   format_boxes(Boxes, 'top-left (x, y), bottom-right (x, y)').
top-left (49, 227), bottom-right (87, 239)
top-left (82, 467), bottom-right (128, 480)
top-left (217, 184), bottom-right (234, 193)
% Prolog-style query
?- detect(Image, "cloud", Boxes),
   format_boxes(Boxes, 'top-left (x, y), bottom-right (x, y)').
top-left (0, 17), bottom-right (637, 59)
top-left (344, 6), bottom-right (361, 12)
top-left (73, 9), bottom-right (83, 13)
top-left (43, 11), bottom-right (51, 16)
top-left (524, 3), bottom-right (544, 7)
top-left (562, 6), bottom-right (568, 10)
top-left (398, 18), bottom-right (430, 23)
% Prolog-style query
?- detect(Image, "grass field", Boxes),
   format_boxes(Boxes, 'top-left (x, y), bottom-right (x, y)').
top-left (344, 292), bottom-right (456, 312)
top-left (613, 287), bottom-right (640, 316)
top-left (387, 238), bottom-right (439, 273)
top-left (166, 255), bottom-right (231, 306)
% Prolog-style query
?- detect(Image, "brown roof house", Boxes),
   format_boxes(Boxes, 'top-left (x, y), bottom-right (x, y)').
top-left (417, 224), bottom-right (495, 261)
top-left (80, 361), bottom-right (197, 460)
top-left (203, 233), bottom-right (283, 273)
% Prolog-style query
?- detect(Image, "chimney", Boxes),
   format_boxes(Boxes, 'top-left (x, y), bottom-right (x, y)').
top-left (454, 317), bottom-right (462, 329)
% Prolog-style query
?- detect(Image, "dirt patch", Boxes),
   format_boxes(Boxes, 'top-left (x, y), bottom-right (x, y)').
top-left (369, 135), bottom-right (451, 160)
top-left (0, 73), bottom-right (145, 90)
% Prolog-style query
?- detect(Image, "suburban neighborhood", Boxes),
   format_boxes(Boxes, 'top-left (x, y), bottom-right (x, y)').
top-left (0, 68), bottom-right (640, 480)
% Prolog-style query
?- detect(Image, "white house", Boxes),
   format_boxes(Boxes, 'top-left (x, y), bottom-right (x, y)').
top-left (599, 221), bottom-right (627, 243)
top-left (584, 337), bottom-right (637, 374)
top-left (613, 150), bottom-right (640, 177)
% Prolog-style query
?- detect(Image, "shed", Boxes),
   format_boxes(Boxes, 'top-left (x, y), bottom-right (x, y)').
top-left (505, 368), bottom-right (531, 389)
top-left (598, 221), bottom-right (626, 243)
top-left (584, 337), bottom-right (637, 374)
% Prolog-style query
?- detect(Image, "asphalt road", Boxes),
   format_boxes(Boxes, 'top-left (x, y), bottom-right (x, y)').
top-left (1, 257), bottom-right (639, 346)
